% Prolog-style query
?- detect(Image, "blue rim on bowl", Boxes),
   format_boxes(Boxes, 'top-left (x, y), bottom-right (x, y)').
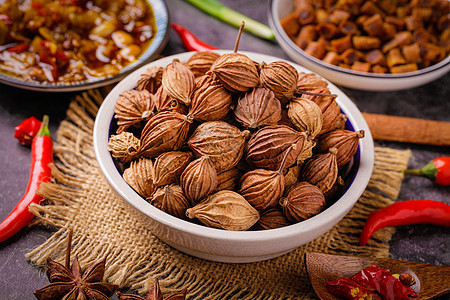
top-left (0, 0), bottom-right (169, 92)
top-left (93, 51), bottom-right (375, 263)
top-left (268, 0), bottom-right (450, 91)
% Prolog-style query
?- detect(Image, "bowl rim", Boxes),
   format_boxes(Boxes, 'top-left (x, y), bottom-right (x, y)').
top-left (0, 0), bottom-right (170, 92)
top-left (268, 0), bottom-right (450, 79)
top-left (93, 50), bottom-right (375, 244)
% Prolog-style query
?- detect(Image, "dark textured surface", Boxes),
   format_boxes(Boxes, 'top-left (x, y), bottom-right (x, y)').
top-left (0, 0), bottom-right (449, 299)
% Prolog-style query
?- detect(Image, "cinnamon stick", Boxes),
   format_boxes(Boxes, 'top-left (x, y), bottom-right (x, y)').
top-left (362, 112), bottom-right (450, 146)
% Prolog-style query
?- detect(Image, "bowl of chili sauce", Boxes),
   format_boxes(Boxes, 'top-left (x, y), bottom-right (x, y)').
top-left (0, 0), bottom-right (169, 92)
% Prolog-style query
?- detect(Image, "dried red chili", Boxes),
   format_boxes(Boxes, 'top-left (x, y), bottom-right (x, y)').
top-left (326, 265), bottom-right (418, 300)
top-left (360, 200), bottom-right (450, 246)
top-left (14, 116), bottom-right (43, 146)
top-left (171, 23), bottom-right (218, 52)
top-left (403, 156), bottom-right (450, 186)
top-left (0, 115), bottom-right (53, 243)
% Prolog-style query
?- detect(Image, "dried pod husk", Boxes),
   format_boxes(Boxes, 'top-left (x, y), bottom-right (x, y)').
top-left (150, 184), bottom-right (191, 219)
top-left (297, 139), bottom-right (316, 165)
top-left (161, 58), bottom-right (195, 106)
top-left (216, 168), bottom-right (240, 192)
top-left (324, 176), bottom-right (345, 201)
top-left (186, 190), bottom-right (259, 231)
top-left (138, 111), bottom-right (193, 158)
top-left (300, 87), bottom-right (346, 134)
top-left (188, 121), bottom-right (249, 173)
top-left (210, 52), bottom-right (259, 93)
top-left (300, 148), bottom-right (338, 194)
top-left (114, 89), bottom-right (155, 133)
top-left (186, 51), bottom-right (220, 77)
top-left (254, 207), bottom-right (291, 230)
top-left (188, 75), bottom-right (232, 122)
top-left (153, 151), bottom-right (194, 186)
top-left (318, 129), bottom-right (365, 168)
top-left (180, 156), bottom-right (218, 203)
top-left (288, 98), bottom-right (323, 139)
top-left (279, 182), bottom-right (325, 222)
top-left (260, 61), bottom-right (298, 106)
top-left (107, 132), bottom-right (140, 163)
top-left (297, 72), bottom-right (328, 91)
top-left (239, 145), bottom-right (292, 210)
top-left (123, 157), bottom-right (156, 199)
top-left (284, 164), bottom-right (301, 190)
top-left (234, 87), bottom-right (282, 129)
top-left (153, 86), bottom-right (188, 114)
top-left (246, 125), bottom-right (307, 170)
top-left (136, 66), bottom-right (163, 94)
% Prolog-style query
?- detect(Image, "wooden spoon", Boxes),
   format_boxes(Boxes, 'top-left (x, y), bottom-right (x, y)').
top-left (305, 252), bottom-right (450, 300)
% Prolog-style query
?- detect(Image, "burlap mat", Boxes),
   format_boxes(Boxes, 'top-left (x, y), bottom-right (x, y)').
top-left (26, 89), bottom-right (411, 299)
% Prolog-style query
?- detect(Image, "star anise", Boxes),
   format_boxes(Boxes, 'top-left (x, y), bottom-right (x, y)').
top-left (34, 228), bottom-right (118, 300)
top-left (117, 278), bottom-right (187, 300)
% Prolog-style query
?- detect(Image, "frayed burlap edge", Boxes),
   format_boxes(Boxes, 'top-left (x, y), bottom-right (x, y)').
top-left (25, 89), bottom-right (411, 299)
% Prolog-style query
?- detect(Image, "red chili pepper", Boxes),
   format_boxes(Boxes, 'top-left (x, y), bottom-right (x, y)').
top-left (326, 277), bottom-right (377, 300)
top-left (403, 156), bottom-right (450, 186)
top-left (14, 116), bottom-right (43, 146)
top-left (171, 23), bottom-right (218, 52)
top-left (0, 14), bottom-right (13, 26)
top-left (0, 115), bottom-right (53, 243)
top-left (360, 200), bottom-right (450, 246)
top-left (7, 44), bottom-right (29, 54)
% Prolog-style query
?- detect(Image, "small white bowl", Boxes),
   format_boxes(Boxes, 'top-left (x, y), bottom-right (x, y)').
top-left (93, 51), bottom-right (374, 263)
top-left (269, 0), bottom-right (450, 91)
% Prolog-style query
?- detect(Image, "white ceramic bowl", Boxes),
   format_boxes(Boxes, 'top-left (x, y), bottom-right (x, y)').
top-left (269, 0), bottom-right (450, 91)
top-left (93, 51), bottom-right (374, 263)
top-left (0, 0), bottom-right (169, 92)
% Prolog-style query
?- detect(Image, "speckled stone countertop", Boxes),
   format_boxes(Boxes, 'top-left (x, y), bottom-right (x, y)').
top-left (0, 1), bottom-right (448, 299)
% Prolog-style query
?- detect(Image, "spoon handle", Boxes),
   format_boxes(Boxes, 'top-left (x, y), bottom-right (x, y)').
top-left (412, 263), bottom-right (450, 300)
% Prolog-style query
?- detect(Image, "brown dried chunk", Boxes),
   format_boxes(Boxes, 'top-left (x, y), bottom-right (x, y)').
top-left (234, 87), bottom-right (281, 129)
top-left (153, 151), bottom-right (193, 186)
top-left (186, 190), bottom-right (259, 231)
top-left (362, 14), bottom-right (384, 36)
top-left (188, 121), bottom-right (249, 173)
top-left (318, 129), bottom-right (365, 168)
top-left (136, 66), bottom-right (163, 94)
top-left (279, 182), bottom-right (325, 222)
top-left (138, 111), bottom-right (193, 158)
top-left (150, 184), bottom-right (191, 219)
top-left (300, 148), bottom-right (338, 194)
top-left (180, 156), bottom-right (218, 203)
top-left (186, 51), bottom-right (220, 77)
top-left (352, 36), bottom-right (381, 50)
top-left (161, 58), bottom-right (195, 106)
top-left (330, 35), bottom-right (352, 53)
top-left (114, 89), bottom-right (154, 133)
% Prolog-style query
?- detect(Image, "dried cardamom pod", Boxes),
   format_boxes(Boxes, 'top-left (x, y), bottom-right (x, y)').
top-left (239, 146), bottom-right (293, 210)
top-left (161, 58), bottom-right (195, 106)
top-left (188, 121), bottom-right (250, 173)
top-left (260, 61), bottom-right (298, 106)
top-left (288, 98), bottom-right (323, 139)
top-left (284, 163), bottom-right (301, 190)
top-left (114, 89), bottom-right (155, 133)
top-left (297, 139), bottom-right (316, 165)
top-left (138, 111), bottom-right (193, 158)
top-left (153, 151), bottom-right (194, 186)
top-left (297, 72), bottom-right (328, 91)
top-left (216, 168), bottom-right (240, 192)
top-left (279, 182), bottom-right (325, 222)
top-left (318, 129), bottom-right (365, 168)
top-left (186, 51), bottom-right (220, 77)
top-left (136, 66), bottom-right (163, 94)
top-left (246, 125), bottom-right (307, 170)
top-left (188, 75), bottom-right (232, 122)
top-left (210, 52), bottom-right (259, 93)
top-left (234, 87), bottom-right (282, 129)
top-left (180, 156), bottom-right (218, 203)
top-left (299, 87), bottom-right (347, 134)
top-left (300, 148), bottom-right (338, 194)
top-left (107, 132), bottom-right (140, 163)
top-left (153, 86), bottom-right (188, 114)
top-left (123, 157), bottom-right (156, 199)
top-left (254, 207), bottom-right (290, 230)
top-left (186, 190), bottom-right (259, 231)
top-left (150, 184), bottom-right (191, 219)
